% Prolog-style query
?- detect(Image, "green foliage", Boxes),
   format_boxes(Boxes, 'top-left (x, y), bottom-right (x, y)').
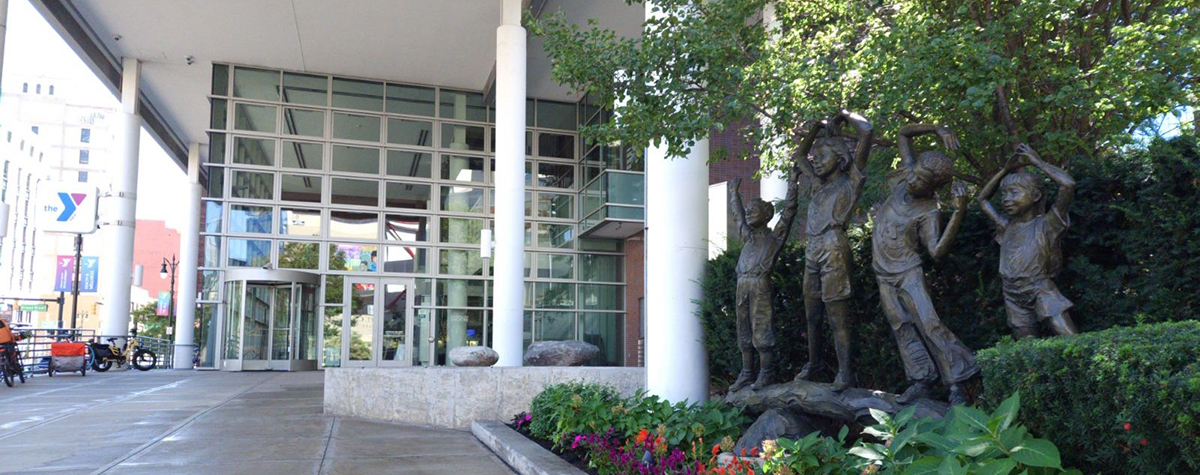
top-left (528, 381), bottom-right (621, 441)
top-left (531, 0), bottom-right (1199, 176)
top-left (977, 321), bottom-right (1200, 474)
top-left (526, 381), bottom-right (748, 456)
top-left (701, 137), bottom-right (1200, 393)
top-left (763, 395), bottom-right (1080, 475)
top-left (131, 302), bottom-right (168, 340)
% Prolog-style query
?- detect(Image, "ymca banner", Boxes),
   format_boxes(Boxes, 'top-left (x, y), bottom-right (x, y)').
top-left (156, 291), bottom-right (171, 316)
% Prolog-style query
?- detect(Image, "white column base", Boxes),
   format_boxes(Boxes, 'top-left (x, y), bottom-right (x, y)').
top-left (172, 344), bottom-right (195, 369)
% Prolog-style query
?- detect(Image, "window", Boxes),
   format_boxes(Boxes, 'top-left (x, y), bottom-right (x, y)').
top-left (329, 211), bottom-right (380, 240)
top-left (80, 128), bottom-right (91, 143)
top-left (49, 85), bottom-right (55, 95)
top-left (22, 83), bottom-right (28, 93)
top-left (279, 208), bottom-right (322, 237)
top-left (386, 150), bottom-right (432, 179)
top-left (36, 84), bottom-right (42, 94)
top-left (77, 171), bottom-right (89, 183)
top-left (79, 150), bottom-right (89, 164)
top-left (30, 126), bottom-right (39, 135)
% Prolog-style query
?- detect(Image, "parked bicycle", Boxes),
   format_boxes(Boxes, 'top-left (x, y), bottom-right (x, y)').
top-left (89, 329), bottom-right (156, 372)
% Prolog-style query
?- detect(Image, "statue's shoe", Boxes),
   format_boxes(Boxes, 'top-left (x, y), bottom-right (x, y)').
top-left (728, 370), bottom-right (755, 392)
top-left (831, 371), bottom-right (855, 392)
top-left (793, 362), bottom-right (825, 382)
top-left (750, 371), bottom-right (776, 390)
top-left (896, 381), bottom-right (934, 404)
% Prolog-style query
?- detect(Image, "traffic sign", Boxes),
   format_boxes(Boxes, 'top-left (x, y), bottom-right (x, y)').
top-left (18, 304), bottom-right (48, 312)
top-left (36, 182), bottom-right (99, 234)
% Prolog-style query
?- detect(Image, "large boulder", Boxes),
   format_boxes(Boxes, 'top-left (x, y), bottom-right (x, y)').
top-left (523, 340), bottom-right (599, 366)
top-left (733, 409), bottom-right (820, 455)
top-left (725, 379), bottom-right (949, 424)
top-left (449, 346), bottom-right (499, 366)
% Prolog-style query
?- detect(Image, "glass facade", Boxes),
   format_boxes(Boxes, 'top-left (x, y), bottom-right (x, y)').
top-left (200, 64), bottom-right (626, 368)
top-left (578, 94), bottom-right (646, 237)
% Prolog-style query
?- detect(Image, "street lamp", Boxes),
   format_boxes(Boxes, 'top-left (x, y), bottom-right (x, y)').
top-left (160, 255), bottom-right (179, 341)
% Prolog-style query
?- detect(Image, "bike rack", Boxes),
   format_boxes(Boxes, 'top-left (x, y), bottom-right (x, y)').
top-left (16, 329), bottom-right (176, 376)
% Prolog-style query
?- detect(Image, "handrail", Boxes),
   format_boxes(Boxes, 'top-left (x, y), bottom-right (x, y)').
top-left (15, 329), bottom-right (175, 375)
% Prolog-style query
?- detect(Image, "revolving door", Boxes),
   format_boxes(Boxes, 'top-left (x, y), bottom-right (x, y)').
top-left (219, 269), bottom-right (319, 371)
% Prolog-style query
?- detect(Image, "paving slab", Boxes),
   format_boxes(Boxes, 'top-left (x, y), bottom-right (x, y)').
top-left (0, 370), bottom-right (513, 474)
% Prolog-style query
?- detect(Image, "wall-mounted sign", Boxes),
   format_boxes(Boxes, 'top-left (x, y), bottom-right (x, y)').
top-left (36, 182), bottom-right (99, 234)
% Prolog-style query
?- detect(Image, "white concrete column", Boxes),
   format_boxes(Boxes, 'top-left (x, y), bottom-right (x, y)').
top-left (0, 0), bottom-right (8, 86)
top-left (645, 139), bottom-right (711, 403)
top-left (492, 0), bottom-right (527, 366)
top-left (99, 58), bottom-right (141, 337)
top-left (173, 144), bottom-right (202, 368)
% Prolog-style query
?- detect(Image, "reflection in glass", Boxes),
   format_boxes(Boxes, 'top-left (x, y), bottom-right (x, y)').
top-left (211, 99), bottom-right (228, 130)
top-left (414, 278), bottom-right (433, 306)
top-left (282, 141), bottom-right (323, 170)
top-left (203, 201), bottom-right (223, 233)
top-left (333, 77), bottom-right (384, 112)
top-left (386, 150), bottom-right (432, 178)
top-left (233, 137), bottom-right (275, 166)
top-left (197, 303), bottom-right (217, 368)
top-left (200, 270), bottom-right (220, 301)
top-left (412, 308), bottom-right (432, 366)
top-left (436, 279), bottom-right (485, 307)
top-left (227, 239), bottom-right (271, 267)
top-left (229, 205), bottom-right (272, 234)
top-left (224, 281), bottom-right (243, 359)
top-left (383, 246), bottom-right (428, 273)
top-left (206, 166), bottom-right (225, 198)
top-left (329, 211), bottom-right (379, 240)
top-left (202, 236), bottom-right (222, 268)
top-left (282, 108), bottom-right (324, 137)
top-left (333, 112), bottom-right (381, 142)
top-left (578, 313), bottom-right (621, 365)
top-left (441, 155), bottom-right (484, 182)
top-left (279, 208), bottom-right (321, 237)
top-left (278, 241), bottom-right (319, 269)
top-left (382, 282), bottom-right (408, 361)
top-left (298, 284), bottom-right (318, 360)
top-left (231, 170), bottom-right (274, 200)
top-left (440, 185), bottom-right (484, 213)
top-left (330, 178), bottom-right (379, 207)
top-left (440, 219), bottom-right (483, 245)
top-left (280, 174), bottom-right (322, 203)
top-left (535, 311), bottom-right (575, 341)
top-left (580, 284), bottom-right (623, 310)
top-left (384, 182), bottom-right (431, 210)
top-left (537, 163), bottom-right (574, 188)
top-left (322, 306), bottom-right (342, 367)
top-left (441, 123), bottom-right (485, 151)
top-left (387, 118), bottom-right (433, 147)
top-left (439, 249), bottom-right (483, 276)
top-left (536, 100), bottom-right (576, 130)
top-left (208, 133), bottom-right (226, 164)
top-left (271, 286), bottom-right (292, 360)
top-left (234, 103), bottom-right (277, 133)
top-left (579, 254), bottom-right (623, 282)
top-left (324, 275), bottom-right (344, 304)
top-left (348, 282), bottom-right (375, 360)
top-left (537, 193), bottom-right (574, 219)
top-left (386, 84), bottom-right (435, 117)
top-left (283, 72), bottom-right (327, 106)
top-left (439, 90), bottom-right (486, 121)
top-left (332, 145), bottom-right (380, 174)
top-left (328, 243), bottom-right (380, 272)
top-left (535, 282), bottom-right (575, 309)
top-left (232, 67), bottom-right (279, 101)
top-left (537, 254), bottom-right (574, 279)
top-left (437, 309), bottom-right (484, 366)
top-left (537, 223), bottom-right (574, 249)
top-left (537, 133), bottom-right (575, 159)
top-left (212, 64), bottom-right (230, 96)
top-left (385, 214), bottom-right (428, 241)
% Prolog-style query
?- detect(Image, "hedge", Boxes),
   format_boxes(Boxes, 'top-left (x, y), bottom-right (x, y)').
top-left (977, 321), bottom-right (1200, 474)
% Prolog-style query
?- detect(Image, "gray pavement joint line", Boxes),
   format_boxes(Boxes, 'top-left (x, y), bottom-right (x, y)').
top-left (0, 370), bottom-right (130, 404)
top-left (0, 372), bottom-right (194, 442)
top-left (317, 417), bottom-right (338, 475)
top-left (91, 372), bottom-right (284, 475)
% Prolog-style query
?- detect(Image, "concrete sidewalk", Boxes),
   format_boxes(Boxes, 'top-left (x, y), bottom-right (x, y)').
top-left (0, 370), bottom-right (514, 474)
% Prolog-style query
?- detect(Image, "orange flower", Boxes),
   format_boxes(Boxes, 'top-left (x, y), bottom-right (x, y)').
top-left (712, 444), bottom-right (721, 456)
top-left (654, 435), bottom-right (664, 447)
top-left (749, 446), bottom-right (759, 456)
top-left (635, 429), bottom-right (649, 445)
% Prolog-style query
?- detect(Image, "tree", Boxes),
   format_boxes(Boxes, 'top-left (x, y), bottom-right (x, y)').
top-left (530, 0), bottom-right (1199, 178)
top-left (131, 302), bottom-right (168, 340)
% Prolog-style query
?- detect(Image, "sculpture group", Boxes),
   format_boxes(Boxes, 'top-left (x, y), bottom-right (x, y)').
top-left (728, 111), bottom-right (1079, 405)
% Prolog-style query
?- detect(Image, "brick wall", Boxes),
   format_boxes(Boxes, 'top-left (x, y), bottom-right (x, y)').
top-left (132, 220), bottom-right (181, 303)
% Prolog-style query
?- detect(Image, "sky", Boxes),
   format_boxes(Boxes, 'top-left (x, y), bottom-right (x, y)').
top-left (1, 0), bottom-right (188, 230)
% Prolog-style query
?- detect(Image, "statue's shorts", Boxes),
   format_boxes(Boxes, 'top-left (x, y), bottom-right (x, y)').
top-left (736, 275), bottom-right (776, 352)
top-left (1002, 277), bottom-right (1074, 331)
top-left (803, 231), bottom-right (853, 302)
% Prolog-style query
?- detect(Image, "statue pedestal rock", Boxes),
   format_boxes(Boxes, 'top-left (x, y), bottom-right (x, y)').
top-left (725, 380), bottom-right (948, 425)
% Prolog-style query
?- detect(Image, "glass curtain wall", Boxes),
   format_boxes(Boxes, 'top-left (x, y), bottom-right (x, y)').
top-left (199, 63), bottom-right (626, 366)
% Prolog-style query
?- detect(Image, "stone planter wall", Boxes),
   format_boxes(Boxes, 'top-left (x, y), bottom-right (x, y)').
top-left (324, 367), bottom-right (646, 429)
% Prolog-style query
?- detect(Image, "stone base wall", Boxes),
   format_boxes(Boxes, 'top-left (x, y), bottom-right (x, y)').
top-left (324, 367), bottom-right (646, 429)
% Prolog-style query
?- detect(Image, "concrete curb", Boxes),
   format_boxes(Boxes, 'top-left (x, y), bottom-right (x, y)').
top-left (471, 420), bottom-right (586, 475)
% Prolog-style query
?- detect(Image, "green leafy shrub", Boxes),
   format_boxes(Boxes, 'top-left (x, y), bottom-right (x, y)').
top-left (763, 394), bottom-right (1080, 475)
top-left (978, 321), bottom-right (1200, 474)
top-left (701, 137), bottom-right (1200, 393)
top-left (527, 381), bottom-right (620, 441)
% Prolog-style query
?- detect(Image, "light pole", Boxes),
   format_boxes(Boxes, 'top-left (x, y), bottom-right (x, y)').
top-left (159, 255), bottom-right (178, 341)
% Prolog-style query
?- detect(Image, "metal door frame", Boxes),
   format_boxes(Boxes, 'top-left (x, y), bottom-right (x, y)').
top-left (377, 278), bottom-right (414, 367)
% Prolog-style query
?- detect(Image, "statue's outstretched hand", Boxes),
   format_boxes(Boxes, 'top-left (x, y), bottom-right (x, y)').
top-left (936, 126), bottom-right (960, 151)
top-left (951, 180), bottom-right (970, 209)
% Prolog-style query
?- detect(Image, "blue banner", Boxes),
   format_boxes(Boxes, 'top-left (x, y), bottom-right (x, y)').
top-left (80, 257), bottom-right (99, 293)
